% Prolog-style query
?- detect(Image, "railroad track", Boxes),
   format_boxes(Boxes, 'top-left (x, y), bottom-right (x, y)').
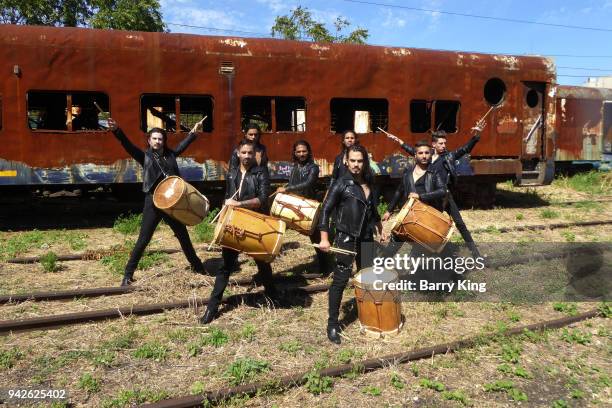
top-left (473, 219), bottom-right (612, 234)
top-left (141, 309), bottom-right (603, 408)
top-left (0, 284), bottom-right (331, 334)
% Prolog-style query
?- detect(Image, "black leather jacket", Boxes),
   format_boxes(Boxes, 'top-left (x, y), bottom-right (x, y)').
top-left (319, 173), bottom-right (381, 238)
top-left (229, 143), bottom-right (268, 171)
top-left (388, 165), bottom-right (447, 212)
top-left (401, 134), bottom-right (480, 186)
top-left (225, 164), bottom-right (270, 214)
top-left (329, 151), bottom-right (348, 187)
top-left (112, 128), bottom-right (197, 193)
top-left (286, 160), bottom-right (319, 199)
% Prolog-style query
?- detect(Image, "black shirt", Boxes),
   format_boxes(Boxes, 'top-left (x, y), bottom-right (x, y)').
top-left (415, 174), bottom-right (427, 197)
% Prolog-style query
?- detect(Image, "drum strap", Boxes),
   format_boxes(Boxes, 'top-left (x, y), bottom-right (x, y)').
top-left (151, 152), bottom-right (170, 179)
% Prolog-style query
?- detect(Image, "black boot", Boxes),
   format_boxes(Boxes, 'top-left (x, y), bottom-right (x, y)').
top-left (200, 305), bottom-right (218, 324)
top-left (191, 262), bottom-right (206, 275)
top-left (327, 322), bottom-right (342, 344)
top-left (120, 276), bottom-right (134, 287)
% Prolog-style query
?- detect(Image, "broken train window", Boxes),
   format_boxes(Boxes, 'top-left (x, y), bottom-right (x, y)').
top-left (410, 99), bottom-right (460, 133)
top-left (27, 91), bottom-right (110, 131)
top-left (330, 98), bottom-right (388, 133)
top-left (140, 94), bottom-right (213, 133)
top-left (241, 96), bottom-right (306, 132)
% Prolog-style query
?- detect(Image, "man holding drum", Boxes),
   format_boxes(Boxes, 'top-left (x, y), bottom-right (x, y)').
top-left (386, 124), bottom-right (484, 258)
top-left (201, 140), bottom-right (277, 324)
top-left (276, 140), bottom-right (331, 274)
top-left (382, 141), bottom-right (447, 219)
top-left (318, 145), bottom-right (386, 344)
top-left (107, 117), bottom-right (206, 286)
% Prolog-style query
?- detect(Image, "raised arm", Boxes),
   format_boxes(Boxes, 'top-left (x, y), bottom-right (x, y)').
top-left (453, 122), bottom-right (484, 160)
top-left (107, 118), bottom-right (144, 165)
top-left (174, 117), bottom-right (206, 156)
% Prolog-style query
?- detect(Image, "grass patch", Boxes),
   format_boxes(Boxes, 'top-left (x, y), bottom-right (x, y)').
top-left (377, 200), bottom-right (388, 217)
top-left (441, 390), bottom-right (471, 406)
top-left (100, 241), bottom-right (167, 275)
top-left (555, 171), bottom-right (611, 195)
top-left (78, 373), bottom-right (101, 394)
top-left (132, 341), bottom-right (168, 362)
top-left (0, 347), bottom-right (24, 369)
top-left (553, 302), bottom-right (578, 316)
top-left (66, 231), bottom-right (88, 250)
top-left (515, 213), bottom-right (524, 220)
top-left (540, 209), bottom-right (560, 219)
top-left (561, 232), bottom-right (576, 242)
top-left (279, 340), bottom-right (302, 355)
top-left (0, 230), bottom-right (54, 260)
top-left (420, 378), bottom-right (446, 392)
top-left (500, 342), bottom-right (522, 364)
top-left (303, 371), bottom-right (333, 395)
top-left (113, 213), bottom-right (143, 235)
top-left (193, 208), bottom-right (219, 242)
top-left (484, 380), bottom-right (527, 401)
top-left (40, 251), bottom-right (61, 272)
top-left (390, 372), bottom-right (405, 390)
top-left (225, 358), bottom-right (269, 385)
top-left (200, 328), bottom-right (229, 348)
top-left (560, 329), bottom-right (592, 345)
top-left (361, 385), bottom-right (381, 396)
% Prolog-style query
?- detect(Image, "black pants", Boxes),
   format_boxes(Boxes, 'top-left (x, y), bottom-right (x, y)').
top-left (124, 194), bottom-right (202, 278)
top-left (310, 228), bottom-right (332, 274)
top-left (445, 194), bottom-right (481, 258)
top-left (208, 248), bottom-right (275, 310)
top-left (328, 231), bottom-right (374, 326)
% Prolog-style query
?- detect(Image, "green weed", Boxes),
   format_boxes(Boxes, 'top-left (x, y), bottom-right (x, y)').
top-left (40, 251), bottom-right (61, 272)
top-left (420, 378), bottom-right (445, 392)
top-left (361, 385), bottom-right (381, 396)
top-left (193, 208), bottom-right (219, 242)
top-left (132, 341), bottom-right (168, 362)
top-left (553, 302), bottom-right (578, 316)
top-left (225, 358), bottom-right (269, 385)
top-left (560, 329), bottom-right (592, 345)
top-left (303, 371), bottom-right (333, 395)
top-left (390, 372), bottom-right (405, 390)
top-left (279, 340), bottom-right (302, 355)
top-left (501, 342), bottom-right (522, 364)
top-left (0, 347), bottom-right (23, 369)
top-left (78, 373), bottom-right (101, 394)
top-left (555, 171), bottom-right (611, 195)
top-left (540, 209), bottom-right (559, 219)
top-left (101, 388), bottom-right (169, 407)
top-left (200, 328), bottom-right (229, 348)
top-left (441, 390), bottom-right (471, 406)
top-left (113, 213), bottom-right (143, 235)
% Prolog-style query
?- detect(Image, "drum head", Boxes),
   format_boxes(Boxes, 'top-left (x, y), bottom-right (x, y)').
top-left (354, 266), bottom-right (399, 291)
top-left (153, 176), bottom-right (186, 209)
top-left (212, 206), bottom-right (231, 245)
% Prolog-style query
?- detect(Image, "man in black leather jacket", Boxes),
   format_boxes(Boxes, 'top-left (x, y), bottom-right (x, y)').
top-left (386, 125), bottom-right (483, 258)
top-left (229, 123), bottom-right (269, 171)
top-left (107, 117), bottom-right (205, 286)
top-left (382, 141), bottom-right (447, 219)
top-left (201, 140), bottom-right (276, 324)
top-left (318, 145), bottom-right (386, 344)
top-left (276, 140), bottom-right (331, 274)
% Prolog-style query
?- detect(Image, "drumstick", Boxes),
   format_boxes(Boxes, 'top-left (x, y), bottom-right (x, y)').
top-left (209, 189), bottom-right (239, 225)
top-left (309, 243), bottom-right (357, 256)
top-left (93, 101), bottom-right (105, 114)
top-left (377, 127), bottom-right (399, 140)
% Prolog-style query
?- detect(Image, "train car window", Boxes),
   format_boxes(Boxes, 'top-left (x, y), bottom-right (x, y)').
top-left (71, 93), bottom-right (109, 131)
top-left (241, 96), bottom-right (306, 132)
top-left (330, 98), bottom-right (388, 133)
top-left (241, 96), bottom-right (272, 132)
top-left (141, 95), bottom-right (179, 132)
top-left (27, 91), bottom-right (109, 131)
top-left (434, 101), bottom-right (460, 133)
top-left (27, 92), bottom-right (67, 130)
top-left (276, 97), bottom-right (306, 132)
top-left (410, 100), bottom-right (432, 133)
top-left (179, 96), bottom-right (214, 132)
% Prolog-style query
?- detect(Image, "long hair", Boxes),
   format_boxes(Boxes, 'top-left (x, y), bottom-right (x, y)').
top-left (292, 139), bottom-right (313, 163)
top-left (347, 144), bottom-right (375, 186)
top-left (243, 123), bottom-right (261, 144)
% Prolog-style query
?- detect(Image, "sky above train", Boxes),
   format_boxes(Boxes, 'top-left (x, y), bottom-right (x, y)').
top-left (159, 0), bottom-right (612, 86)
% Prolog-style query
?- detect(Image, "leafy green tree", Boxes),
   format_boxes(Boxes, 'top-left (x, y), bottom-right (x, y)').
top-left (90, 0), bottom-right (165, 31)
top-left (0, 0), bottom-right (165, 31)
top-left (271, 6), bottom-right (368, 44)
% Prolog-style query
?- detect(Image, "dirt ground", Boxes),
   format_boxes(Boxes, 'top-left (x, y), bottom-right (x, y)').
top-left (0, 179), bottom-right (610, 407)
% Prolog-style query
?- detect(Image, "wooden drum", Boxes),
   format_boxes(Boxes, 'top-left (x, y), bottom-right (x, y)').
top-left (153, 176), bottom-right (209, 226)
top-left (390, 198), bottom-right (454, 253)
top-left (270, 192), bottom-right (321, 235)
top-left (213, 206), bottom-right (286, 263)
top-left (354, 267), bottom-right (403, 337)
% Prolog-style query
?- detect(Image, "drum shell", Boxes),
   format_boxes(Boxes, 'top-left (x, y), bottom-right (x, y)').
top-left (353, 268), bottom-right (402, 335)
top-left (213, 206), bottom-right (285, 263)
top-left (270, 193), bottom-right (321, 235)
top-left (153, 176), bottom-right (209, 226)
top-left (391, 198), bottom-right (454, 253)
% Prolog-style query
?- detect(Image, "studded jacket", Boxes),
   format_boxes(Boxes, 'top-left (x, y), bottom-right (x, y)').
top-left (225, 164), bottom-right (270, 214)
top-left (286, 161), bottom-right (319, 199)
top-left (388, 165), bottom-right (447, 212)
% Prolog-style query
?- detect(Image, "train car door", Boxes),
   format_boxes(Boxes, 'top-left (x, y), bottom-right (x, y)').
top-left (521, 82), bottom-right (546, 159)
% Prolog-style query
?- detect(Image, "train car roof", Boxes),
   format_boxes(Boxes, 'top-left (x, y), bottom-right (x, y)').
top-left (557, 85), bottom-right (612, 100)
top-left (0, 24), bottom-right (555, 78)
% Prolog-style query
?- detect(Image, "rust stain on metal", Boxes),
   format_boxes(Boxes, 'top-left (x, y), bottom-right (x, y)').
top-left (0, 24), bottom-right (557, 186)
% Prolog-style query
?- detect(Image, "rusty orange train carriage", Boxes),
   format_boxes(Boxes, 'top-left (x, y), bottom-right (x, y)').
top-left (555, 85), bottom-right (612, 171)
top-left (0, 24), bottom-right (556, 193)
